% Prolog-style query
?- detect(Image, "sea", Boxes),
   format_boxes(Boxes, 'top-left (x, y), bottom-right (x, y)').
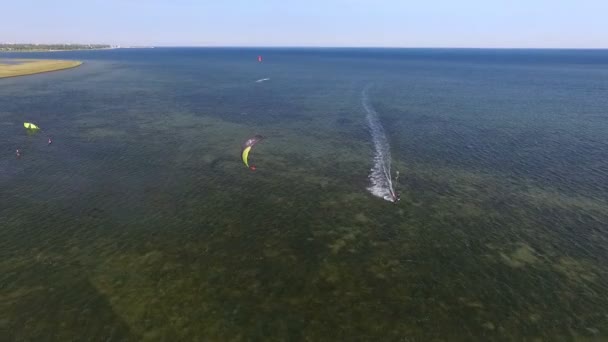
top-left (1, 48), bottom-right (607, 340)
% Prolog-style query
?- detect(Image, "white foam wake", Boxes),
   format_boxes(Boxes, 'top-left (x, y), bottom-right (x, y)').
top-left (362, 86), bottom-right (396, 202)
top-left (255, 78), bottom-right (270, 83)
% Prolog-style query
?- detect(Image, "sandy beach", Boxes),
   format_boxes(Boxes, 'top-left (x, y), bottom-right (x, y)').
top-left (0, 59), bottom-right (82, 78)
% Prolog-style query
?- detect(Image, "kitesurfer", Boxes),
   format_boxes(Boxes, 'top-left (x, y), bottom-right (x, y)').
top-left (241, 135), bottom-right (265, 170)
top-left (392, 171), bottom-right (401, 203)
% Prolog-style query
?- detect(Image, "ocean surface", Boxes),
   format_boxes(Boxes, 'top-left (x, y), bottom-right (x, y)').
top-left (1, 48), bottom-right (608, 340)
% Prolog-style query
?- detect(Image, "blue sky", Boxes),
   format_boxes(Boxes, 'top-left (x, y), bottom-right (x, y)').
top-left (2, 0), bottom-right (607, 48)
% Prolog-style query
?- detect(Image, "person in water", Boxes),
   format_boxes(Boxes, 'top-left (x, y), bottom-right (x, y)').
top-left (16, 149), bottom-right (21, 158)
top-left (391, 192), bottom-right (400, 203)
top-left (393, 171), bottom-right (401, 203)
top-left (48, 137), bottom-right (52, 145)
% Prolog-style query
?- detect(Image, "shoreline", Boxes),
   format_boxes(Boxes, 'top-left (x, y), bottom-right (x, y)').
top-left (0, 59), bottom-right (83, 79)
top-left (0, 47), bottom-right (119, 53)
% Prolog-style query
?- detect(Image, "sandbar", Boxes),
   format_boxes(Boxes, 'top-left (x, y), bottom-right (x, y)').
top-left (0, 59), bottom-right (82, 78)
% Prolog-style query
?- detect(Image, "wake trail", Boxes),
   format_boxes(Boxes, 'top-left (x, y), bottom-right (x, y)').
top-left (362, 85), bottom-right (396, 202)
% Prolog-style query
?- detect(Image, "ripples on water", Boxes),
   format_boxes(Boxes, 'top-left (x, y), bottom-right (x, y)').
top-left (1, 48), bottom-right (608, 340)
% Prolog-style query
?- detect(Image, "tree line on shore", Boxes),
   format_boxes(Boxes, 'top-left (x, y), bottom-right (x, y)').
top-left (0, 44), bottom-right (112, 52)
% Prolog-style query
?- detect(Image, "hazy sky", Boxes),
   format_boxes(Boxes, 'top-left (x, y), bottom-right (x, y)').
top-left (2, 0), bottom-right (607, 48)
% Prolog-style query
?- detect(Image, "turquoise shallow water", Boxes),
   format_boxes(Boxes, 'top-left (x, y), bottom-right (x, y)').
top-left (1, 48), bottom-right (608, 340)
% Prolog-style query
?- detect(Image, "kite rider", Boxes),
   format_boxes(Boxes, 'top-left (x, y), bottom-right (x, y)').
top-left (393, 170), bottom-right (401, 203)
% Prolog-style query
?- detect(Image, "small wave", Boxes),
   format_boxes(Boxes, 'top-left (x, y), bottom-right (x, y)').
top-left (255, 78), bottom-right (270, 83)
top-left (362, 85), bottom-right (396, 202)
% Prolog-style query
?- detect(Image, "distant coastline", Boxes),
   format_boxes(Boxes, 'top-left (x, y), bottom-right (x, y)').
top-left (0, 59), bottom-right (83, 78)
top-left (0, 43), bottom-right (117, 52)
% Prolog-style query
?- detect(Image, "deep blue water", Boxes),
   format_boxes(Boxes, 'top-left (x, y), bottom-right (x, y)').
top-left (1, 48), bottom-right (608, 340)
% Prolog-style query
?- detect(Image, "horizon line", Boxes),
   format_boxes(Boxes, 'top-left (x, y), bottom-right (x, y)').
top-left (3, 43), bottom-right (607, 50)
top-left (152, 45), bottom-right (608, 50)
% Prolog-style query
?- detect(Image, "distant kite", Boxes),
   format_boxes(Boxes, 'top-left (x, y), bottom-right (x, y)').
top-left (24, 122), bottom-right (40, 130)
top-left (241, 135), bottom-right (265, 170)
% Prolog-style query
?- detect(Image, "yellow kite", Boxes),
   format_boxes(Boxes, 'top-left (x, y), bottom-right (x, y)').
top-left (241, 135), bottom-right (265, 170)
top-left (24, 122), bottom-right (40, 130)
